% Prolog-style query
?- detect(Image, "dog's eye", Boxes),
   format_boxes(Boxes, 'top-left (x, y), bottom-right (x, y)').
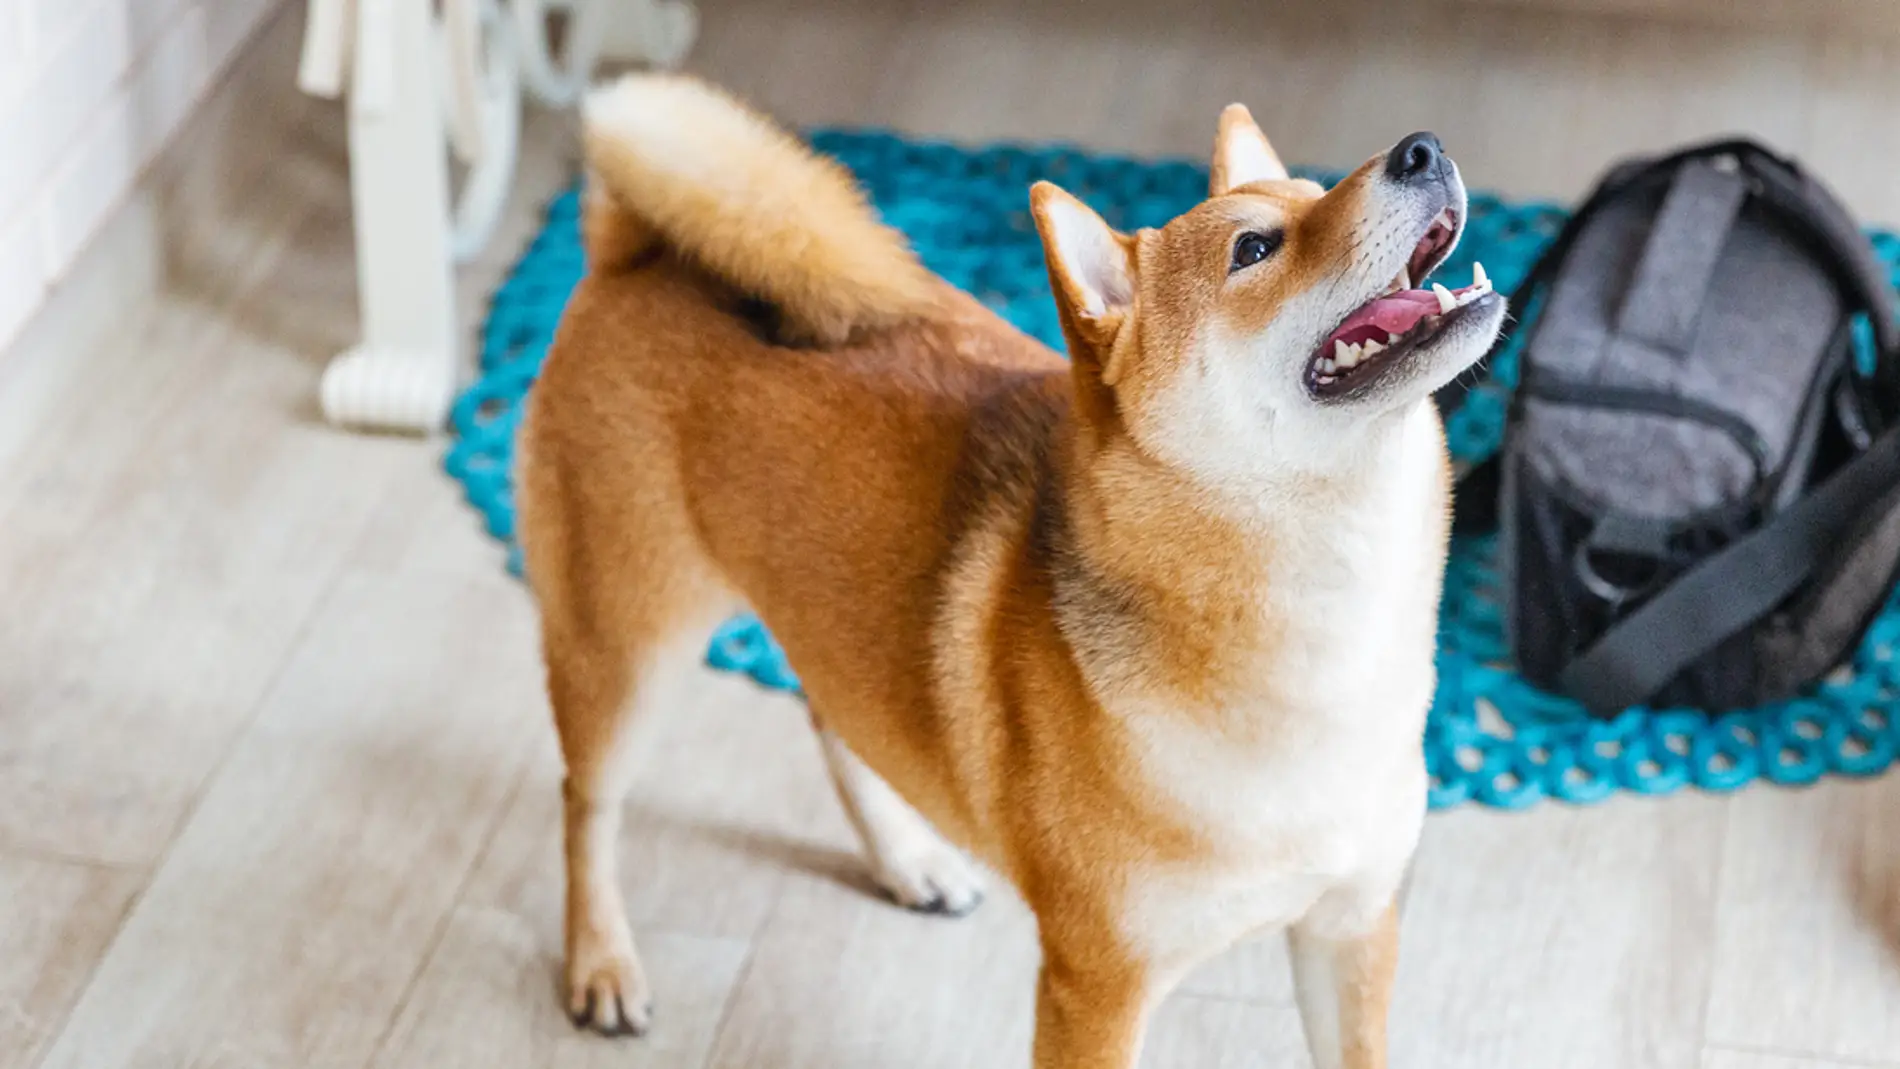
top-left (1230, 231), bottom-right (1283, 272)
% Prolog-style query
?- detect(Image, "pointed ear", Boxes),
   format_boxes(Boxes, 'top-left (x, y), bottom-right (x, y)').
top-left (1209, 103), bottom-right (1288, 195)
top-left (1030, 180), bottom-right (1135, 338)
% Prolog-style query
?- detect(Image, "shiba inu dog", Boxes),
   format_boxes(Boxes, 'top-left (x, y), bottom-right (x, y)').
top-left (518, 74), bottom-right (1502, 1068)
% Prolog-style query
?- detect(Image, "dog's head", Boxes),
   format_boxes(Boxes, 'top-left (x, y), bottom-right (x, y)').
top-left (1030, 105), bottom-right (1504, 485)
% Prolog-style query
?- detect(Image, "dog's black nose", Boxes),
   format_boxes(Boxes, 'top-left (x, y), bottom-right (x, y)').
top-left (1385, 132), bottom-right (1445, 182)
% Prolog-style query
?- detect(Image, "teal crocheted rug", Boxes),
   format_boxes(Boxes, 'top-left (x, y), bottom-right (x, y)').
top-left (446, 130), bottom-right (1900, 809)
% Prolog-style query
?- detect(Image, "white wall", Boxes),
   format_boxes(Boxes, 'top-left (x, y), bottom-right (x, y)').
top-left (0, 0), bottom-right (284, 350)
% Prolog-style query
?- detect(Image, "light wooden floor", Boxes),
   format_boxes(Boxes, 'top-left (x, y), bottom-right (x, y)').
top-left (5, 2), bottom-right (1900, 1067)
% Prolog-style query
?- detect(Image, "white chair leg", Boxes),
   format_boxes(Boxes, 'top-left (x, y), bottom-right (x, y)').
top-left (318, 0), bottom-right (461, 434)
top-left (301, 0), bottom-right (699, 434)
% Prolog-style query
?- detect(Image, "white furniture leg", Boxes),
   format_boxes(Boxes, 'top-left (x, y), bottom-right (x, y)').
top-left (316, 0), bottom-right (461, 434)
top-left (298, 0), bottom-right (697, 434)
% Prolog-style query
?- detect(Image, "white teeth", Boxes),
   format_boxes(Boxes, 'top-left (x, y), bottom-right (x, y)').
top-left (1433, 283), bottom-right (1457, 314)
top-left (1318, 356), bottom-right (1338, 373)
top-left (1398, 268), bottom-right (1412, 291)
top-left (1386, 330), bottom-right (1403, 344)
top-left (1362, 338), bottom-right (1385, 357)
top-left (1452, 262), bottom-right (1494, 308)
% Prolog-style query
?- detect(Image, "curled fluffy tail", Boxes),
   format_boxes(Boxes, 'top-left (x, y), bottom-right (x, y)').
top-left (580, 74), bottom-right (938, 345)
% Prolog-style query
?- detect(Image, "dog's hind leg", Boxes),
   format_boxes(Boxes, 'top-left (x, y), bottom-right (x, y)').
top-left (544, 625), bottom-right (650, 1037)
top-left (531, 484), bottom-right (735, 1038)
top-left (815, 727), bottom-right (985, 916)
top-left (544, 591), bottom-right (732, 1037)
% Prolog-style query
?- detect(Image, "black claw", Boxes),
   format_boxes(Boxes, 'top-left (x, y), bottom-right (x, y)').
top-left (899, 886), bottom-right (984, 918)
top-left (616, 997), bottom-right (643, 1037)
top-left (876, 876), bottom-right (986, 918)
top-left (569, 990), bottom-right (597, 1030)
top-left (596, 996), bottom-right (649, 1038)
top-left (568, 989), bottom-right (650, 1039)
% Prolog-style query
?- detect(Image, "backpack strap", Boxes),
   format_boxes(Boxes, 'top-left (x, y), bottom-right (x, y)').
top-left (1612, 160), bottom-right (1748, 356)
top-left (1557, 421), bottom-right (1900, 714)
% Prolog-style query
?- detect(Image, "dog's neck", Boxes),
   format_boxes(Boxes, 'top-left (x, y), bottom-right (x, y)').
top-left (1062, 400), bottom-right (1438, 579)
top-left (1045, 399), bottom-right (1448, 716)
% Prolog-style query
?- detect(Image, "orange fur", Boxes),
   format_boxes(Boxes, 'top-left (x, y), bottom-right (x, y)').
top-left (520, 73), bottom-right (1497, 1066)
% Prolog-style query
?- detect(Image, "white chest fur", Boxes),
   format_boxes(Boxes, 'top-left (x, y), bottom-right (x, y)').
top-left (1108, 403), bottom-right (1444, 968)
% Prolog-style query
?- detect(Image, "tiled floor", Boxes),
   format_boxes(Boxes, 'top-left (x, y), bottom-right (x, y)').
top-left (4, 2), bottom-right (1900, 1067)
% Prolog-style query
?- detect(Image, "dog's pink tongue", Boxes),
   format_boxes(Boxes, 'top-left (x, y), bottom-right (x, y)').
top-left (1326, 290), bottom-right (1439, 347)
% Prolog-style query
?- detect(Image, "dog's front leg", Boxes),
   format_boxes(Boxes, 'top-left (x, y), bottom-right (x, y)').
top-left (1031, 944), bottom-right (1151, 1069)
top-left (1289, 899), bottom-right (1400, 1069)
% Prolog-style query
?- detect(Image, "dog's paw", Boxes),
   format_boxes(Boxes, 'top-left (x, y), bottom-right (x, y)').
top-left (873, 841), bottom-right (986, 918)
top-left (566, 948), bottom-right (654, 1038)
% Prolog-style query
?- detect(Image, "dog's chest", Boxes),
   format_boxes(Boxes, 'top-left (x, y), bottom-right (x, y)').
top-left (1144, 420), bottom-right (1446, 761)
top-left (1109, 422), bottom-right (1443, 961)
top-left (1113, 686), bottom-right (1429, 970)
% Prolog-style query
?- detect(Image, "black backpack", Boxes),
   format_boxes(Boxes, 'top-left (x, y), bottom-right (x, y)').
top-left (1442, 139), bottom-right (1900, 717)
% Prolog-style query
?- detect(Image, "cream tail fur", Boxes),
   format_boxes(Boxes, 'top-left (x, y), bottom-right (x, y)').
top-left (579, 74), bottom-right (940, 345)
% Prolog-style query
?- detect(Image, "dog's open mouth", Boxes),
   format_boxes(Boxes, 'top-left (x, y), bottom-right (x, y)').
top-left (1307, 208), bottom-right (1497, 397)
